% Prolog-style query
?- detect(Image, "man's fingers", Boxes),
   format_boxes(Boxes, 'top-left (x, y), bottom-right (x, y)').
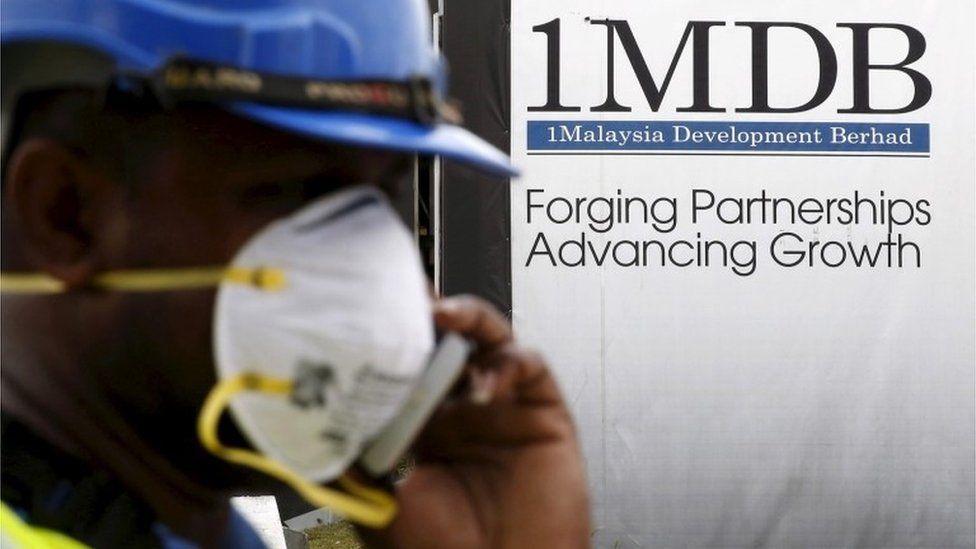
top-left (419, 400), bottom-right (573, 456)
top-left (432, 294), bottom-right (568, 424)
top-left (469, 345), bottom-right (564, 407)
top-left (434, 295), bottom-right (513, 347)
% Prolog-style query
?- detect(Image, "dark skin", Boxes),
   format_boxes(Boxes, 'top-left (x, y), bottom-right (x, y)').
top-left (1, 92), bottom-right (589, 548)
top-left (365, 298), bottom-right (591, 549)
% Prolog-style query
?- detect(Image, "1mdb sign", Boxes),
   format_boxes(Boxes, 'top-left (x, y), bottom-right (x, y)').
top-left (509, 1), bottom-right (973, 548)
top-left (523, 17), bottom-right (934, 156)
top-left (529, 19), bottom-right (931, 115)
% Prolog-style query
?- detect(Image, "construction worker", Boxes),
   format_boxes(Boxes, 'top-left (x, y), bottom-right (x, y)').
top-left (0, 1), bottom-right (590, 547)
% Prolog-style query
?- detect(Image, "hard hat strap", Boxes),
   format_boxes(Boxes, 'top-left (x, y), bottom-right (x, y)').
top-left (127, 57), bottom-right (464, 126)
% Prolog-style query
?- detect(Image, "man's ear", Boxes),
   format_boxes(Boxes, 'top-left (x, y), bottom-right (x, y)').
top-left (5, 138), bottom-right (117, 288)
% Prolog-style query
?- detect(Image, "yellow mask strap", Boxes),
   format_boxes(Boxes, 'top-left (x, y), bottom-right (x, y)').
top-left (0, 267), bottom-right (285, 294)
top-left (197, 373), bottom-right (398, 529)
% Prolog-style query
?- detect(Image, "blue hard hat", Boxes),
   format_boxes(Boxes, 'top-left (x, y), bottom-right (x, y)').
top-left (0, 0), bottom-right (516, 177)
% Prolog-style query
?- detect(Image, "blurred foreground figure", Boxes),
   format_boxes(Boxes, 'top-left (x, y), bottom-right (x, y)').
top-left (0, 1), bottom-right (589, 547)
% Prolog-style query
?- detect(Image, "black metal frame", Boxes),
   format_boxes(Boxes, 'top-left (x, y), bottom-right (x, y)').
top-left (437, 0), bottom-right (513, 316)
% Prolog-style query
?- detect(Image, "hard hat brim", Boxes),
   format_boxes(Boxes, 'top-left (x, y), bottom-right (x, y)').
top-left (230, 103), bottom-right (518, 178)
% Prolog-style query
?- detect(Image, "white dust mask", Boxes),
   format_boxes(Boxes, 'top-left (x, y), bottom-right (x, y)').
top-left (201, 185), bottom-right (434, 526)
top-left (212, 184), bottom-right (433, 478)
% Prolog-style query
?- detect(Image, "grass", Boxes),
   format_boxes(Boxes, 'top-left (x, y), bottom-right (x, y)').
top-left (306, 522), bottom-right (364, 549)
top-left (305, 459), bottom-right (411, 548)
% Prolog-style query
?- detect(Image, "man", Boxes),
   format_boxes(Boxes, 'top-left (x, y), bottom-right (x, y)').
top-left (0, 1), bottom-right (589, 547)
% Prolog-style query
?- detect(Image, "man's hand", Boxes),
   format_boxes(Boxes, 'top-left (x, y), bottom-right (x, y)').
top-left (360, 295), bottom-right (590, 549)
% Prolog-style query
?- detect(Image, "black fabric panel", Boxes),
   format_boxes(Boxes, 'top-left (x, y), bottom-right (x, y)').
top-left (440, 0), bottom-right (512, 316)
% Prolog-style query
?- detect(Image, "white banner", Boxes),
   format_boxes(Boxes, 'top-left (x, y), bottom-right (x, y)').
top-left (510, 1), bottom-right (974, 547)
